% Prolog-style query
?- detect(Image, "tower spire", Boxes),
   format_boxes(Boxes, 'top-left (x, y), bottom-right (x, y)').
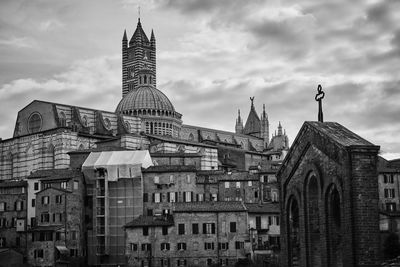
top-left (122, 29), bottom-right (127, 41)
top-left (235, 109), bottom-right (243, 134)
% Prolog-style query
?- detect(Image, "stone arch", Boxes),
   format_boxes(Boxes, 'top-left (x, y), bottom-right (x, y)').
top-left (304, 171), bottom-right (322, 267)
top-left (325, 183), bottom-right (343, 267)
top-left (287, 195), bottom-right (301, 267)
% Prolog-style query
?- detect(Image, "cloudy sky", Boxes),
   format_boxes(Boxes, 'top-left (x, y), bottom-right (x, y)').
top-left (0, 0), bottom-right (399, 159)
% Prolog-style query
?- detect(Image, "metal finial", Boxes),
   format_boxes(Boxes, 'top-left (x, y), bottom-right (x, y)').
top-left (250, 97), bottom-right (254, 107)
top-left (315, 84), bottom-right (325, 122)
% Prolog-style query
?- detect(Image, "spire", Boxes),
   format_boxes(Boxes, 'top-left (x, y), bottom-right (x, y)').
top-left (262, 104), bottom-right (267, 119)
top-left (235, 109), bottom-right (244, 134)
top-left (278, 121), bottom-right (283, 135)
top-left (151, 29), bottom-right (155, 41)
top-left (130, 17), bottom-right (149, 45)
top-left (243, 97), bottom-right (261, 135)
top-left (123, 29), bottom-right (127, 41)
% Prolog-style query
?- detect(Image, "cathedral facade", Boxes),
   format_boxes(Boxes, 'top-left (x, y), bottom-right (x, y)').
top-left (0, 19), bottom-right (289, 182)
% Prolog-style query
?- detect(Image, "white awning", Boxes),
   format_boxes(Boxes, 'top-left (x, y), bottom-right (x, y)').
top-left (55, 245), bottom-right (69, 255)
top-left (82, 150), bottom-right (153, 181)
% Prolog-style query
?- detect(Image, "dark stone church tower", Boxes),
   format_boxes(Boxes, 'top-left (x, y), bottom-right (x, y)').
top-left (122, 19), bottom-right (156, 97)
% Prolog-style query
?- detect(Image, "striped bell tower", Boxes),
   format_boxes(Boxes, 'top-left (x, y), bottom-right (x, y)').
top-left (122, 18), bottom-right (156, 97)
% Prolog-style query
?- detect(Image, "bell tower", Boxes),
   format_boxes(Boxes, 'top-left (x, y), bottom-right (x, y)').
top-left (122, 18), bottom-right (156, 97)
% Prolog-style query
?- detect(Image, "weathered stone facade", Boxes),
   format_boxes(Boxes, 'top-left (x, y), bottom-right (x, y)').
top-left (278, 121), bottom-right (381, 267)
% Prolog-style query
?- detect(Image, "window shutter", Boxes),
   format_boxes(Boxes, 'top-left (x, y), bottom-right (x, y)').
top-left (14, 202), bottom-right (17, 211)
top-left (167, 192), bottom-right (170, 202)
top-left (212, 223), bottom-right (216, 234)
top-left (183, 192), bottom-right (186, 202)
top-left (175, 192), bottom-right (178, 202)
top-left (152, 193), bottom-right (155, 202)
top-left (203, 223), bottom-right (206, 234)
top-left (167, 243), bottom-right (170, 250)
top-left (191, 192), bottom-right (194, 202)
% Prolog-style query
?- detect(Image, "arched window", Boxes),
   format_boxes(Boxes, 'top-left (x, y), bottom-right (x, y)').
top-left (139, 76), bottom-right (142, 84)
top-left (149, 76), bottom-right (152, 84)
top-left (326, 185), bottom-right (343, 267)
top-left (28, 112), bottom-right (42, 133)
top-left (82, 115), bottom-right (88, 127)
top-left (103, 118), bottom-right (111, 129)
top-left (188, 133), bottom-right (194, 141)
top-left (305, 175), bottom-right (321, 266)
top-left (78, 144), bottom-right (85, 150)
top-left (288, 197), bottom-right (300, 267)
top-left (144, 75), bottom-right (147, 84)
top-left (124, 121), bottom-right (131, 133)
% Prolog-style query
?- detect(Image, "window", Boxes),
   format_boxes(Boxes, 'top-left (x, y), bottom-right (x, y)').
top-left (186, 175), bottom-right (191, 183)
top-left (204, 242), bottom-right (214, 250)
top-left (143, 193), bottom-right (148, 202)
top-left (276, 216), bottom-right (280, 226)
top-left (161, 243), bottom-right (170, 251)
top-left (225, 182), bottom-right (230, 188)
top-left (235, 241), bottom-right (244, 249)
top-left (41, 196), bottom-right (49, 205)
top-left (184, 192), bottom-right (192, 202)
top-left (197, 194), bottom-right (204, 202)
top-left (169, 192), bottom-right (176, 203)
top-left (230, 222), bottom-right (237, 233)
top-left (130, 243), bottom-right (138, 251)
top-left (31, 199), bottom-right (35, 207)
top-left (28, 113), bottom-right (42, 133)
top-left (154, 193), bottom-right (161, 203)
top-left (55, 195), bottom-right (62, 204)
top-left (207, 259), bottom-right (213, 266)
top-left (41, 213), bottom-right (49, 223)
top-left (15, 201), bottom-right (23, 211)
top-left (256, 216), bottom-right (262, 230)
top-left (248, 181), bottom-right (253, 186)
top-left (73, 181), bottom-right (79, 190)
top-left (154, 176), bottom-right (160, 184)
top-left (34, 249), bottom-right (44, 259)
top-left (177, 243), bottom-right (187, 250)
top-left (384, 188), bottom-right (396, 198)
top-left (218, 242), bottom-right (229, 250)
top-left (0, 203), bottom-right (6, 212)
top-left (61, 182), bottom-right (67, 189)
top-left (386, 203), bottom-right (397, 212)
top-left (254, 190), bottom-right (259, 198)
top-left (178, 224), bottom-right (185, 235)
top-left (192, 223), bottom-right (199, 234)
top-left (43, 183), bottom-right (51, 189)
top-left (141, 243), bottom-right (151, 251)
top-left (203, 223), bottom-right (216, 234)
top-left (143, 227), bottom-right (149, 236)
top-left (71, 231), bottom-right (77, 240)
top-left (211, 193), bottom-right (218, 201)
top-left (169, 175), bottom-right (174, 184)
top-left (0, 218), bottom-right (6, 228)
top-left (34, 182), bottom-right (39, 191)
top-left (162, 226), bottom-right (168, 235)
top-left (236, 182), bottom-right (241, 188)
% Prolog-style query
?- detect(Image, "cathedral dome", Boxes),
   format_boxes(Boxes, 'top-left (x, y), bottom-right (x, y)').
top-left (116, 86), bottom-right (176, 114)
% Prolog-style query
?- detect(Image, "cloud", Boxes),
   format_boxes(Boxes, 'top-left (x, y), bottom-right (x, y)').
top-left (0, 55), bottom-right (121, 138)
top-left (0, 36), bottom-right (38, 48)
top-left (39, 19), bottom-right (64, 32)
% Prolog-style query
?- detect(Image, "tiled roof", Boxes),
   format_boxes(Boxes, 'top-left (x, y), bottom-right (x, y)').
top-left (150, 152), bottom-right (202, 158)
top-left (174, 201), bottom-right (247, 213)
top-left (124, 215), bottom-right (174, 228)
top-left (245, 203), bottom-right (280, 213)
top-left (27, 169), bottom-right (82, 180)
top-left (0, 180), bottom-right (27, 188)
top-left (306, 121), bottom-right (374, 147)
top-left (35, 187), bottom-right (72, 195)
top-left (143, 165), bottom-right (197, 173)
top-left (378, 156), bottom-right (400, 173)
top-left (147, 134), bottom-right (216, 148)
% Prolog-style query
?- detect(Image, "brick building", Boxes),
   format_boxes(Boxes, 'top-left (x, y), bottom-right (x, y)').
top-left (278, 121), bottom-right (381, 267)
top-left (125, 202), bottom-right (249, 267)
top-left (26, 169), bottom-right (86, 266)
top-left (0, 180), bottom-right (27, 255)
